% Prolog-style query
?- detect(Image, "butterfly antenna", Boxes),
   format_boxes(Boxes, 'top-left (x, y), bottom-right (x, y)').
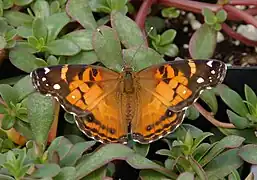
top-left (126, 27), bottom-right (154, 68)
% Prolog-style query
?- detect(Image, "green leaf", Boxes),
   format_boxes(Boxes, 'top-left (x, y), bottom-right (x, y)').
top-left (50, 1), bottom-right (60, 14)
top-left (192, 132), bottom-right (213, 151)
top-left (28, 36), bottom-right (39, 48)
top-left (216, 9), bottom-right (227, 23)
top-left (32, 18), bottom-right (48, 41)
top-left (31, 0), bottom-right (50, 18)
top-left (0, 103), bottom-right (6, 113)
top-left (205, 149), bottom-right (243, 179)
top-left (160, 29), bottom-right (176, 46)
top-left (9, 49), bottom-right (46, 72)
top-left (106, 0), bottom-right (127, 13)
top-left (47, 39), bottom-right (80, 56)
top-left (199, 135), bottom-right (245, 166)
top-left (158, 43), bottom-right (179, 57)
top-left (60, 141), bottom-right (96, 166)
top-left (62, 30), bottom-right (93, 51)
top-left (47, 55), bottom-right (58, 65)
top-left (13, 75), bottom-right (34, 101)
top-left (45, 12), bottom-right (70, 42)
top-left (14, 0), bottom-right (32, 6)
top-left (216, 84), bottom-right (249, 117)
top-left (1, 114), bottom-right (15, 130)
top-left (177, 172), bottom-right (194, 180)
top-left (133, 143), bottom-right (149, 157)
top-left (67, 51), bottom-right (98, 65)
top-left (227, 110), bottom-right (249, 129)
top-left (5, 28), bottom-right (17, 41)
top-left (0, 84), bottom-right (19, 106)
top-left (66, 0), bottom-right (97, 30)
top-left (193, 143), bottom-right (213, 162)
top-left (202, 8), bottom-right (216, 25)
top-left (84, 166), bottom-right (107, 180)
top-left (4, 11), bottom-right (33, 27)
top-left (3, 0), bottom-right (13, 9)
top-left (213, 23), bottom-right (222, 31)
top-left (244, 84), bottom-right (257, 114)
top-left (122, 47), bottom-right (165, 71)
top-left (111, 11), bottom-right (144, 48)
top-left (75, 144), bottom-right (134, 179)
top-left (161, 7), bottom-right (180, 19)
top-left (0, 174), bottom-right (15, 180)
top-left (17, 26), bottom-right (33, 38)
top-left (0, 35), bottom-right (6, 49)
top-left (139, 169), bottom-right (170, 180)
top-left (27, 92), bottom-right (55, 145)
top-left (54, 167), bottom-right (76, 180)
top-left (145, 16), bottom-right (165, 35)
top-left (13, 120), bottom-right (33, 140)
top-left (126, 153), bottom-right (177, 179)
top-left (93, 26), bottom-right (123, 71)
top-left (188, 156), bottom-right (207, 180)
top-left (32, 164), bottom-right (61, 178)
top-left (186, 106), bottom-right (199, 120)
top-left (238, 144), bottom-right (257, 164)
top-left (219, 128), bottom-right (257, 144)
top-left (0, 19), bottom-right (8, 34)
top-left (189, 23), bottom-right (217, 59)
top-left (200, 89), bottom-right (218, 114)
top-left (228, 169), bottom-right (241, 180)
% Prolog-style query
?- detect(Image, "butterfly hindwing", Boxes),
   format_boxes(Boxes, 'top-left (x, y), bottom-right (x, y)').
top-left (31, 65), bottom-right (128, 143)
top-left (131, 59), bottom-right (226, 143)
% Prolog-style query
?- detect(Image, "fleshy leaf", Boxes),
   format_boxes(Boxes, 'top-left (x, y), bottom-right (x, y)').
top-left (9, 49), bottom-right (47, 72)
top-left (111, 11), bottom-right (144, 48)
top-left (62, 29), bottom-right (93, 51)
top-left (31, 0), bottom-right (50, 18)
top-left (4, 11), bottom-right (33, 27)
top-left (45, 12), bottom-right (70, 42)
top-left (238, 144), bottom-right (257, 164)
top-left (188, 155), bottom-right (207, 179)
top-left (219, 128), bottom-right (257, 144)
top-left (32, 163), bottom-right (61, 178)
top-left (27, 92), bottom-right (55, 145)
top-left (75, 144), bottom-right (134, 179)
top-left (244, 84), bottom-right (257, 114)
top-left (216, 84), bottom-right (249, 117)
top-left (13, 75), bottom-right (35, 101)
top-left (139, 170), bottom-right (171, 180)
top-left (32, 18), bottom-right (48, 41)
top-left (189, 24), bottom-right (217, 59)
top-left (177, 172), bottom-right (194, 180)
top-left (199, 135), bottom-right (245, 166)
top-left (227, 110), bottom-right (249, 129)
top-left (200, 89), bottom-right (218, 114)
top-left (67, 51), bottom-right (98, 65)
top-left (133, 143), bottom-right (149, 157)
top-left (54, 167), bottom-right (76, 180)
top-left (92, 25), bottom-right (123, 72)
top-left (0, 84), bottom-right (19, 106)
top-left (66, 0), bottom-right (97, 30)
top-left (205, 149), bottom-right (243, 179)
top-left (122, 47), bottom-right (165, 71)
top-left (47, 39), bottom-right (80, 56)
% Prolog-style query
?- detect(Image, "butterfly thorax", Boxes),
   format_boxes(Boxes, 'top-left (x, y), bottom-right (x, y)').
top-left (123, 68), bottom-right (135, 94)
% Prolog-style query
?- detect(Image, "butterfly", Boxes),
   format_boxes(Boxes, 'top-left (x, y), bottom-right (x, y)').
top-left (31, 59), bottom-right (226, 144)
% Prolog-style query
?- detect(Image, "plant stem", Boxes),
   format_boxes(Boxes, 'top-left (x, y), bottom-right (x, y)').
top-left (194, 102), bottom-right (236, 129)
top-left (135, 0), bottom-right (157, 30)
top-left (222, 23), bottom-right (257, 46)
top-left (229, 0), bottom-right (257, 6)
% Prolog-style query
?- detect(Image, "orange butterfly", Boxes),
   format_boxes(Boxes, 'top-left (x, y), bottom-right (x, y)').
top-left (31, 59), bottom-right (226, 144)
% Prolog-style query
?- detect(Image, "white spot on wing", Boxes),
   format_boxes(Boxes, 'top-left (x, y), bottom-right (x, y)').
top-left (211, 70), bottom-right (215, 74)
top-left (44, 68), bottom-right (50, 74)
top-left (197, 77), bottom-right (205, 83)
top-left (53, 84), bottom-right (61, 90)
top-left (42, 77), bottom-right (46, 81)
top-left (206, 61), bottom-right (213, 67)
top-left (45, 83), bottom-right (49, 86)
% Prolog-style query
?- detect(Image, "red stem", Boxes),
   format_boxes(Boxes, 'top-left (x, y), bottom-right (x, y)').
top-left (158, 0), bottom-right (221, 13)
top-left (229, 0), bottom-right (257, 5)
top-left (135, 0), bottom-right (157, 31)
top-left (222, 23), bottom-right (257, 46)
top-left (224, 5), bottom-right (257, 28)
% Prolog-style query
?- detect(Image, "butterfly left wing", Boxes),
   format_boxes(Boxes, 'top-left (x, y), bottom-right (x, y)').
top-left (132, 59), bottom-right (226, 143)
top-left (31, 65), bottom-right (128, 144)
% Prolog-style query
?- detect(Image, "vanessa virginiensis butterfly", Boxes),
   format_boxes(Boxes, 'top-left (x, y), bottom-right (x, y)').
top-left (31, 59), bottom-right (226, 144)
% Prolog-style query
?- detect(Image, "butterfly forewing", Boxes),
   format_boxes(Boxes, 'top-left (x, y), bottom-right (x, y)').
top-left (31, 65), bottom-right (128, 143)
top-left (131, 59), bottom-right (226, 143)
top-left (137, 59), bottom-right (227, 112)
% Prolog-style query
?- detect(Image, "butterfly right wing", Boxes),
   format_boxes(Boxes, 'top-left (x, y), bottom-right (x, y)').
top-left (31, 65), bottom-right (128, 144)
